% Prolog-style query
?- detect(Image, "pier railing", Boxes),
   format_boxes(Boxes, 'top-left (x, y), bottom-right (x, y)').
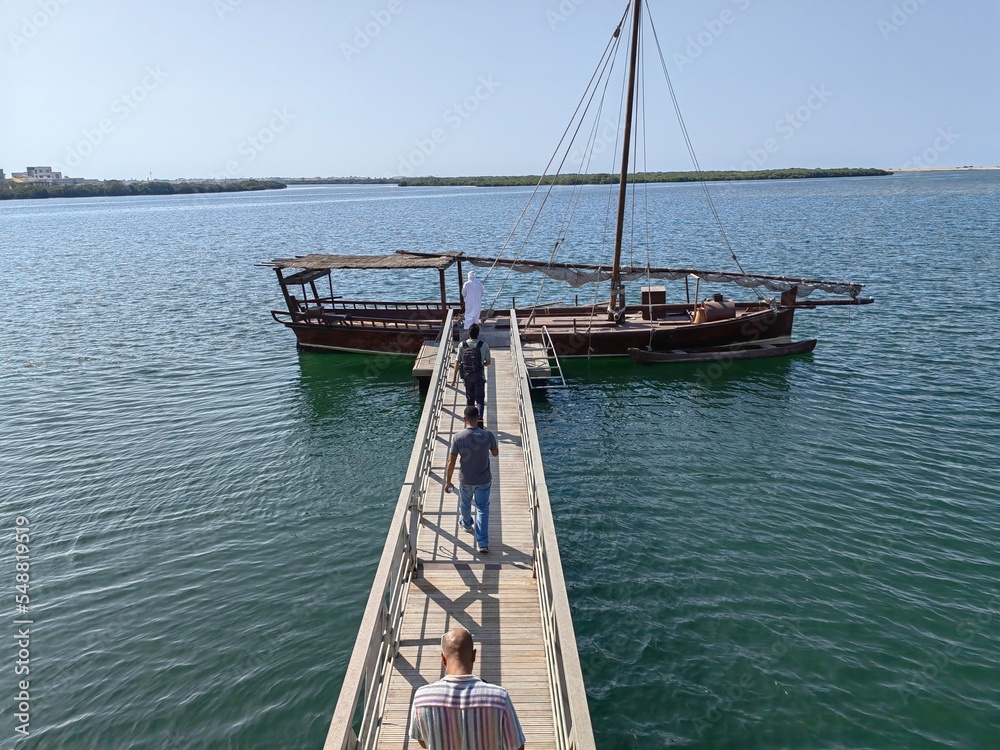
top-left (323, 309), bottom-right (455, 750)
top-left (510, 310), bottom-right (596, 750)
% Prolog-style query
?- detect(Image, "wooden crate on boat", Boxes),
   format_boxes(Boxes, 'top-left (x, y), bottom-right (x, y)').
top-left (641, 286), bottom-right (666, 320)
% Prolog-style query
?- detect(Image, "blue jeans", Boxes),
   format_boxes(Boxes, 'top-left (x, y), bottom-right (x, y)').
top-left (459, 482), bottom-right (491, 548)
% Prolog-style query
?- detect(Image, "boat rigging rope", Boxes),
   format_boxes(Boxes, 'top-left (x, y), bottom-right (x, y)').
top-left (528, 103), bottom-right (604, 317)
top-left (483, 5), bottom-right (629, 316)
top-left (583, 21), bottom-right (635, 348)
top-left (583, 6), bottom-right (639, 341)
top-left (645, 4), bottom-right (766, 302)
top-left (529, 72), bottom-right (618, 316)
top-left (586, 264), bottom-right (604, 360)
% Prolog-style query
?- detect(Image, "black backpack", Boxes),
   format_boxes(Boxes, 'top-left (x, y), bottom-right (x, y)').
top-left (459, 340), bottom-right (485, 380)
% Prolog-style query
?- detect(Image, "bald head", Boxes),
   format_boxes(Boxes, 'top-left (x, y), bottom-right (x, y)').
top-left (440, 628), bottom-right (476, 674)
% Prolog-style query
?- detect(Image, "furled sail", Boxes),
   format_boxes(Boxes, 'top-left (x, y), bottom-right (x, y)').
top-left (463, 255), bottom-right (863, 298)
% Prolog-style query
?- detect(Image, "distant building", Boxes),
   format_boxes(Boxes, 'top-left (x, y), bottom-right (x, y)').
top-left (13, 168), bottom-right (54, 185)
top-left (9, 166), bottom-right (89, 186)
top-left (26, 166), bottom-right (64, 184)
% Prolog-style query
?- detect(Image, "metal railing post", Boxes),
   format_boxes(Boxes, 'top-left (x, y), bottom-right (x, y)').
top-left (509, 310), bottom-right (596, 750)
top-left (324, 310), bottom-right (455, 750)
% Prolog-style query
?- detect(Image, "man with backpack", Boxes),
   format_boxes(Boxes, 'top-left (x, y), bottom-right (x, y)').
top-left (451, 324), bottom-right (491, 428)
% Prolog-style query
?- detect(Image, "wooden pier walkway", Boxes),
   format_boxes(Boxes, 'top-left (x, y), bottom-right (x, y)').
top-left (324, 310), bottom-right (594, 750)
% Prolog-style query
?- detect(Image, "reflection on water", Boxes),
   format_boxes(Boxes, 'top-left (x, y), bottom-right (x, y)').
top-left (2, 175), bottom-right (999, 749)
top-left (293, 350), bottom-right (419, 425)
top-left (562, 351), bottom-right (803, 389)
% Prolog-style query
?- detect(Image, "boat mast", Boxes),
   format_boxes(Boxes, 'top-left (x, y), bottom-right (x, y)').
top-left (608, 0), bottom-right (642, 323)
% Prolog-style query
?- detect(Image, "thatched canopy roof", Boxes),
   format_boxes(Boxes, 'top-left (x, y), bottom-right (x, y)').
top-left (262, 251), bottom-right (461, 271)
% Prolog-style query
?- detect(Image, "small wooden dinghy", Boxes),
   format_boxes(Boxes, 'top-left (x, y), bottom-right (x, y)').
top-left (628, 338), bottom-right (817, 364)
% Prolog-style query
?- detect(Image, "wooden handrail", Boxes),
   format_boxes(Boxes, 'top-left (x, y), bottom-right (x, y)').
top-left (510, 310), bottom-right (596, 750)
top-left (270, 309), bottom-right (442, 331)
top-left (326, 300), bottom-right (462, 310)
top-left (323, 309), bottom-right (455, 750)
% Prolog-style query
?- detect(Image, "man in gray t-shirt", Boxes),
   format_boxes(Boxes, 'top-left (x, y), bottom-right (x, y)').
top-left (445, 405), bottom-right (499, 553)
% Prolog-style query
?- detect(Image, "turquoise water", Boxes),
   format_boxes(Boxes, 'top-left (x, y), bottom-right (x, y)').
top-left (1, 174), bottom-right (998, 748)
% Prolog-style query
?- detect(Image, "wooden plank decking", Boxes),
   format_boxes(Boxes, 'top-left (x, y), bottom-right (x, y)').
top-left (413, 338), bottom-right (552, 382)
top-left (324, 310), bottom-right (593, 750)
top-left (377, 324), bottom-right (558, 748)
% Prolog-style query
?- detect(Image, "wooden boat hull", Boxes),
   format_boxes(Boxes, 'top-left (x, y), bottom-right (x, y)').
top-left (628, 338), bottom-right (817, 364)
top-left (520, 305), bottom-right (795, 358)
top-left (273, 304), bottom-right (452, 356)
top-left (285, 322), bottom-right (438, 355)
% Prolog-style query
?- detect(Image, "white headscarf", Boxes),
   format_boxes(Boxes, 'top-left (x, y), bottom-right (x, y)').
top-left (462, 270), bottom-right (484, 329)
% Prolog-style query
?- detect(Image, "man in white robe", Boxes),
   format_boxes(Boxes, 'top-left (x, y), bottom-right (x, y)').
top-left (461, 270), bottom-right (484, 330)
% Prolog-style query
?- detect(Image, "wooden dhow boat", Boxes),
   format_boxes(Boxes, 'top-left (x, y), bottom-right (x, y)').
top-left (465, 0), bottom-right (872, 358)
top-left (262, 246), bottom-right (862, 359)
top-left (261, 251), bottom-right (466, 355)
top-left (264, 0), bottom-right (872, 359)
top-left (466, 255), bottom-right (867, 358)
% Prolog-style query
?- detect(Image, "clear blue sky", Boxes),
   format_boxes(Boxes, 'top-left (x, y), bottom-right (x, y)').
top-left (2, 0), bottom-right (997, 180)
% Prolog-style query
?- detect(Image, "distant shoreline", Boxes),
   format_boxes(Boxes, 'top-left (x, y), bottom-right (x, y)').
top-left (5, 167), bottom-right (995, 202)
top-left (0, 179), bottom-right (286, 202)
top-left (287, 167), bottom-right (893, 188)
top-left (887, 166), bottom-right (1000, 172)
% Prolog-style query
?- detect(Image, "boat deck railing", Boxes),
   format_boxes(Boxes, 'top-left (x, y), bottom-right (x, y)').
top-left (270, 310), bottom-right (447, 330)
top-left (318, 299), bottom-right (461, 311)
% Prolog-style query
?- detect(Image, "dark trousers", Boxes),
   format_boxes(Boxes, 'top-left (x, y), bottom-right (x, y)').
top-left (462, 376), bottom-right (486, 421)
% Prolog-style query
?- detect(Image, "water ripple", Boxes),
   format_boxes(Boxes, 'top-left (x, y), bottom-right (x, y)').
top-left (3, 178), bottom-right (999, 748)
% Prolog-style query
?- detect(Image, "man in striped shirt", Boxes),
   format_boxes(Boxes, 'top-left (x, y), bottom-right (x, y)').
top-left (409, 628), bottom-right (526, 750)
